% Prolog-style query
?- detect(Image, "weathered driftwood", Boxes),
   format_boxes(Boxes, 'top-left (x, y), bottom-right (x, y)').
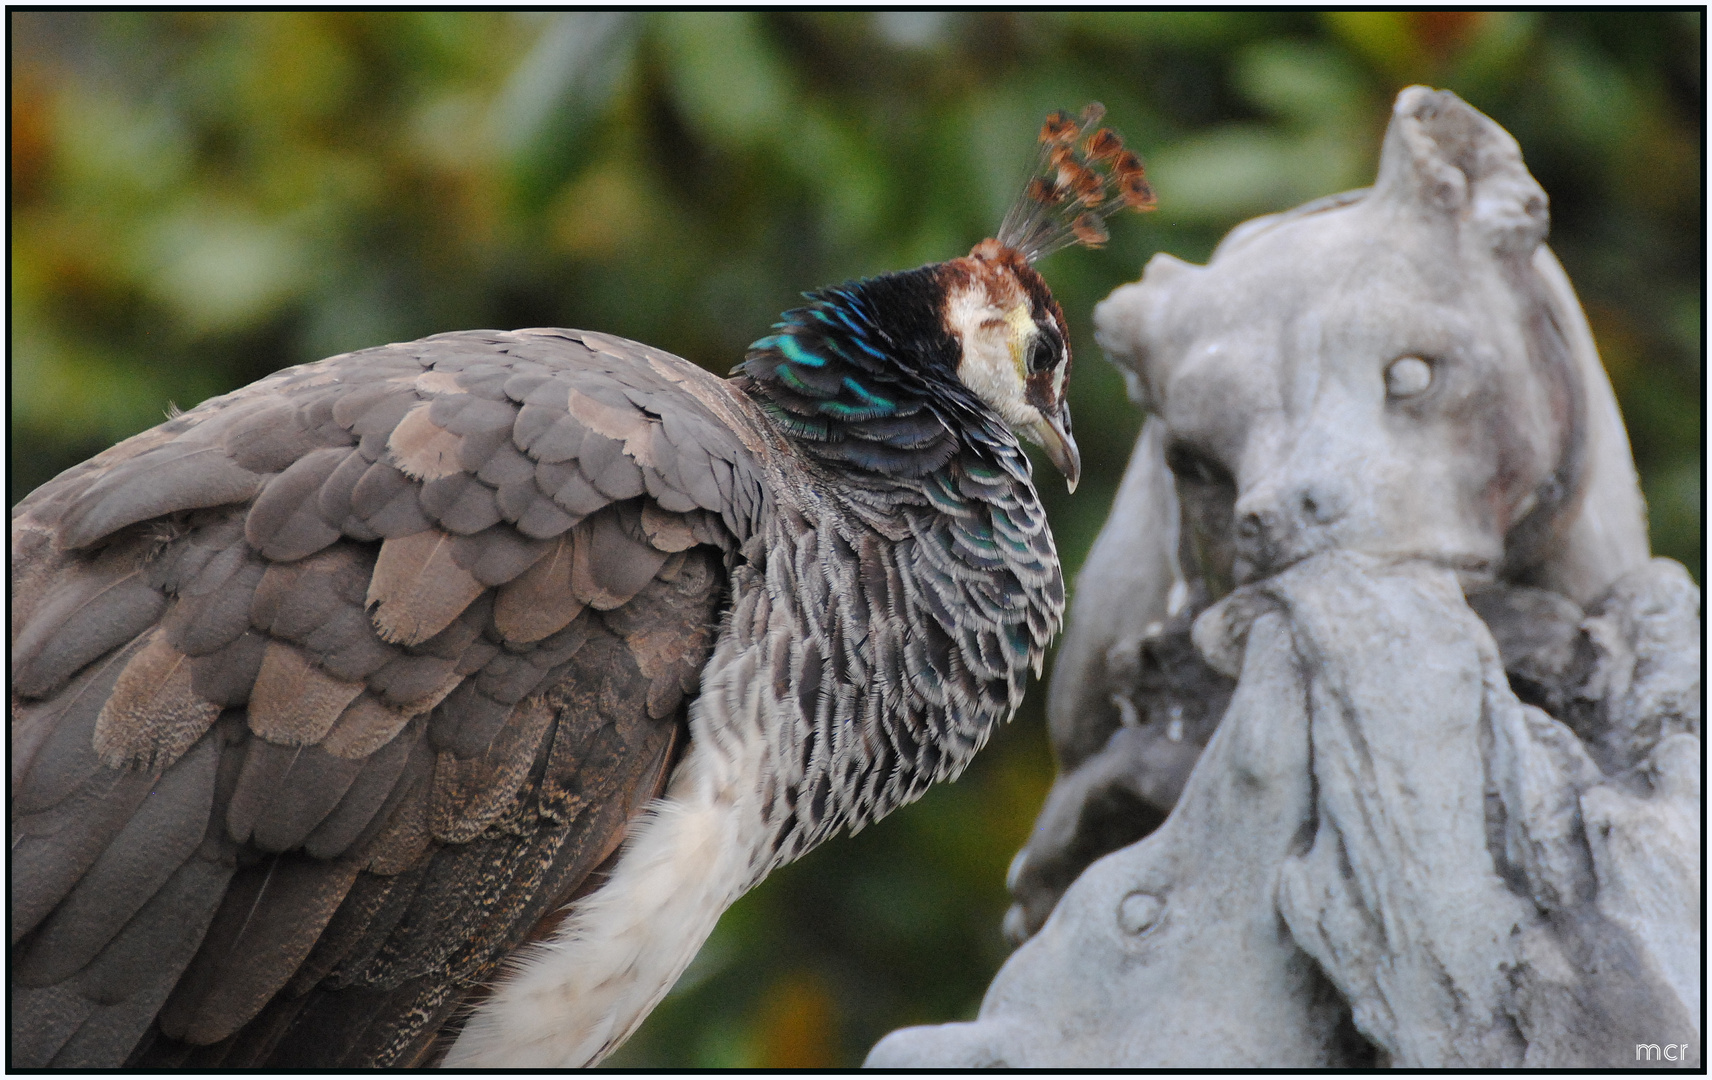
top-left (868, 87), bottom-right (1700, 1069)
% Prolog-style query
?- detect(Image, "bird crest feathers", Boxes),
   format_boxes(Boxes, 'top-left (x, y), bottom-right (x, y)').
top-left (996, 102), bottom-right (1157, 262)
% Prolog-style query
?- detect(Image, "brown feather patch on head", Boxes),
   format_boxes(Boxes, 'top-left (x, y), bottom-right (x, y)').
top-left (996, 102), bottom-right (1156, 262)
top-left (1025, 176), bottom-right (1062, 207)
top-left (1071, 214), bottom-right (1109, 247)
top-left (1112, 150), bottom-right (1157, 210)
top-left (1084, 127), bottom-right (1124, 162)
top-left (1038, 110), bottom-right (1081, 145)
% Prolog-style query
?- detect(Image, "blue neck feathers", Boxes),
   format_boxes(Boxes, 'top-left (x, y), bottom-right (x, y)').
top-left (737, 266), bottom-right (1003, 479)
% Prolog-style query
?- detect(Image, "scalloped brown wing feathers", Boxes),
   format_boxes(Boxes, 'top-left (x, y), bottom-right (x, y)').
top-left (10, 329), bottom-right (768, 1067)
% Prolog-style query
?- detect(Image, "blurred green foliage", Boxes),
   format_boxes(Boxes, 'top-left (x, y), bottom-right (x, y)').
top-left (10, 11), bottom-right (1700, 1067)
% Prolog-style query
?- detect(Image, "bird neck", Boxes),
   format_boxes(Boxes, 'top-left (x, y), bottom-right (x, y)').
top-left (735, 267), bottom-right (1008, 480)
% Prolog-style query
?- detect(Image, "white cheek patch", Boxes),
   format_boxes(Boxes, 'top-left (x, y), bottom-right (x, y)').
top-left (946, 283), bottom-right (1045, 429)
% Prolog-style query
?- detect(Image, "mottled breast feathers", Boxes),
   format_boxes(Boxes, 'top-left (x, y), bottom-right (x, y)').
top-left (727, 273), bottom-right (1065, 862)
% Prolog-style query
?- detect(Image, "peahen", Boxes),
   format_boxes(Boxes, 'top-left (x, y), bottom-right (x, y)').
top-left (10, 105), bottom-right (1153, 1068)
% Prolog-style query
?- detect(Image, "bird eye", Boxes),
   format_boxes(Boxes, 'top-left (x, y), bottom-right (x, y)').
top-left (1385, 355), bottom-right (1433, 398)
top-left (1026, 334), bottom-right (1058, 374)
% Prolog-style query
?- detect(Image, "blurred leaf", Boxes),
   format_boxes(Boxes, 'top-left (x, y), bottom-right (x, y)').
top-left (1323, 11), bottom-right (1421, 82)
top-left (1443, 11), bottom-right (1541, 94)
top-left (1235, 39), bottom-right (1367, 125)
top-left (137, 201), bottom-right (309, 332)
top-left (871, 11), bottom-right (953, 53)
top-left (1540, 36), bottom-right (1639, 153)
top-left (1147, 125), bottom-right (1301, 220)
top-left (655, 12), bottom-right (793, 147)
top-left (494, 12), bottom-right (636, 209)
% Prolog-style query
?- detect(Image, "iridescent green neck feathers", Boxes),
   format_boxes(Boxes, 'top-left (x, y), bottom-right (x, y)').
top-left (737, 267), bottom-right (997, 478)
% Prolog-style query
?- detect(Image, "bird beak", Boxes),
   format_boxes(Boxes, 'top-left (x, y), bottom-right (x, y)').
top-left (1030, 406), bottom-right (1081, 493)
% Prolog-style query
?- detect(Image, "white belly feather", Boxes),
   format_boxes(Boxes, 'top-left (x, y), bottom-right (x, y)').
top-left (443, 726), bottom-right (767, 1068)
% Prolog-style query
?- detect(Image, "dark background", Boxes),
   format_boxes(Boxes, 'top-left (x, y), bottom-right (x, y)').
top-left (10, 12), bottom-right (1700, 1066)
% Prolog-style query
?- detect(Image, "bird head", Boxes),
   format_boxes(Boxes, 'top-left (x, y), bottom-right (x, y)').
top-left (738, 104), bottom-right (1153, 492)
top-left (937, 239), bottom-right (1081, 490)
top-left (936, 103), bottom-right (1157, 493)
